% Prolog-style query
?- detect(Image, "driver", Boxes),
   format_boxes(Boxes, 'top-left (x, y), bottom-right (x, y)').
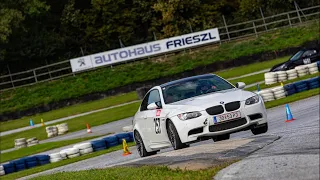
top-left (197, 80), bottom-right (216, 94)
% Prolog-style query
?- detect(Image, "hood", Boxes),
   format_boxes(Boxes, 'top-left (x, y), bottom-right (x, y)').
top-left (166, 88), bottom-right (255, 112)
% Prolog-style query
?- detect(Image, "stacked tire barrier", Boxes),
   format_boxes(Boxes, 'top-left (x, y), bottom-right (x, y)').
top-left (1, 132), bottom-right (134, 176)
top-left (46, 126), bottom-right (58, 138)
top-left (306, 77), bottom-right (320, 89)
top-left (276, 71), bottom-right (287, 82)
top-left (259, 89), bottom-right (275, 102)
top-left (271, 86), bottom-right (286, 100)
top-left (15, 138), bottom-right (27, 149)
top-left (56, 123), bottom-right (69, 135)
top-left (74, 143), bottom-right (93, 155)
top-left (27, 137), bottom-right (39, 147)
top-left (264, 62), bottom-right (320, 84)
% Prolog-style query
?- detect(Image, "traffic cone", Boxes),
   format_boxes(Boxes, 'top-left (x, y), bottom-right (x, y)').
top-left (122, 139), bottom-right (132, 156)
top-left (41, 118), bottom-right (45, 126)
top-left (281, 82), bottom-right (284, 87)
top-left (86, 123), bottom-right (92, 133)
top-left (285, 104), bottom-right (295, 122)
top-left (30, 119), bottom-right (34, 127)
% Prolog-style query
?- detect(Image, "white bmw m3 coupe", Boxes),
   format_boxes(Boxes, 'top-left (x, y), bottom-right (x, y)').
top-left (133, 74), bottom-right (268, 157)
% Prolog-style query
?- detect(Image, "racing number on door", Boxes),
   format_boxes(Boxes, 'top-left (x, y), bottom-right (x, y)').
top-left (303, 58), bottom-right (311, 64)
top-left (154, 118), bottom-right (161, 134)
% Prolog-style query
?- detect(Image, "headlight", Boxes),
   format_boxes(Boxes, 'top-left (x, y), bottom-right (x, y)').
top-left (177, 112), bottom-right (202, 120)
top-left (245, 95), bottom-right (260, 105)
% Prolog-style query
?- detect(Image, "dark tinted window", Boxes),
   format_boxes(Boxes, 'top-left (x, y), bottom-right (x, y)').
top-left (148, 90), bottom-right (161, 106)
top-left (162, 75), bottom-right (234, 104)
top-left (140, 92), bottom-right (150, 111)
top-left (290, 51), bottom-right (304, 61)
top-left (302, 50), bottom-right (317, 57)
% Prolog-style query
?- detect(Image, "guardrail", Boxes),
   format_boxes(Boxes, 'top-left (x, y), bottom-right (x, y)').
top-left (0, 5), bottom-right (319, 91)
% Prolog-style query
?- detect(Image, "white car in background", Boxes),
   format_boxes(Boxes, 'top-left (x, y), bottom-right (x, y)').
top-left (133, 74), bottom-right (268, 157)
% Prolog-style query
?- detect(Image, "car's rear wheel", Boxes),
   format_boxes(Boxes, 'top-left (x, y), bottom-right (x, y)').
top-left (167, 121), bottom-right (189, 150)
top-left (251, 123), bottom-right (268, 135)
top-left (212, 134), bottom-right (230, 142)
top-left (134, 131), bottom-right (157, 157)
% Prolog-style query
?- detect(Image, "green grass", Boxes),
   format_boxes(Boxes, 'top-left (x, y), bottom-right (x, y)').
top-left (0, 102), bottom-right (140, 151)
top-left (0, 92), bottom-right (138, 132)
top-left (265, 88), bottom-right (319, 109)
top-left (1, 23), bottom-right (319, 114)
top-left (1, 142), bottom-right (135, 180)
top-left (216, 56), bottom-right (288, 79)
top-left (229, 73), bottom-right (265, 85)
top-left (246, 72), bottom-right (320, 91)
top-left (0, 135), bottom-right (109, 163)
top-left (29, 161), bottom-right (236, 180)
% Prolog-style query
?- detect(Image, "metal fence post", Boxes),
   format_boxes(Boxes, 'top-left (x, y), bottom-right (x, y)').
top-left (188, 21), bottom-right (193, 33)
top-left (45, 59), bottom-right (52, 80)
top-left (222, 15), bottom-right (230, 41)
top-left (287, 13), bottom-right (292, 27)
top-left (33, 70), bottom-right (38, 83)
top-left (7, 65), bottom-right (14, 88)
top-left (260, 7), bottom-right (268, 31)
top-left (253, 22), bottom-right (258, 37)
top-left (294, 1), bottom-right (302, 23)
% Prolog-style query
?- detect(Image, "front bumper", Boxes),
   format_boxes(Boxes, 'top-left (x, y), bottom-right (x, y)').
top-left (173, 99), bottom-right (268, 143)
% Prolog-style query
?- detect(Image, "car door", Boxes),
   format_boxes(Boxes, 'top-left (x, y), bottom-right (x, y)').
top-left (144, 89), bottom-right (168, 145)
top-left (135, 91), bottom-right (150, 141)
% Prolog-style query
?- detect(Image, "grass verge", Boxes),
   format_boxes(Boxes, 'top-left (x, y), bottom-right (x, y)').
top-left (0, 135), bottom-right (110, 163)
top-left (229, 73), bottom-right (265, 85)
top-left (1, 142), bottom-right (135, 180)
top-left (0, 92), bottom-right (138, 132)
top-left (1, 23), bottom-right (318, 114)
top-left (0, 102), bottom-right (140, 151)
top-left (30, 160), bottom-right (236, 180)
top-left (265, 88), bottom-right (319, 109)
top-left (216, 56), bottom-right (288, 79)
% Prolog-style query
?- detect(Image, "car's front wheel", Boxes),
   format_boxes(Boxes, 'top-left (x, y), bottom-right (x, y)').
top-left (167, 121), bottom-right (189, 150)
top-left (212, 134), bottom-right (230, 142)
top-left (134, 131), bottom-right (157, 157)
top-left (251, 123), bottom-right (268, 135)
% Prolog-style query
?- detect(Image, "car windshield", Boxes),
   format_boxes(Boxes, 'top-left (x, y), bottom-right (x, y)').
top-left (290, 51), bottom-right (304, 61)
top-left (162, 75), bottom-right (234, 104)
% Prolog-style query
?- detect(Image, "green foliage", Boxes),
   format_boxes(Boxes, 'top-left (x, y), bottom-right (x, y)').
top-left (0, 24), bottom-right (318, 115)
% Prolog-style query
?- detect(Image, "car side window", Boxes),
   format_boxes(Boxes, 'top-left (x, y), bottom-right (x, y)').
top-left (148, 90), bottom-right (161, 107)
top-left (140, 92), bottom-right (150, 111)
top-left (302, 50), bottom-right (317, 58)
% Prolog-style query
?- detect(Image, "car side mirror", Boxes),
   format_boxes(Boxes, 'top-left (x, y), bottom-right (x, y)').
top-left (147, 102), bottom-right (159, 110)
top-left (236, 82), bottom-right (246, 89)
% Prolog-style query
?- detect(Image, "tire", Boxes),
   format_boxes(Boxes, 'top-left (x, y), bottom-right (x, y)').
top-left (15, 138), bottom-right (26, 143)
top-left (49, 153), bottom-right (61, 159)
top-left (38, 160), bottom-right (50, 165)
top-left (286, 69), bottom-right (297, 74)
top-left (27, 137), bottom-right (37, 143)
top-left (35, 155), bottom-right (50, 161)
top-left (134, 131), bottom-right (157, 157)
top-left (67, 153), bottom-right (80, 158)
top-left (15, 142), bottom-right (27, 146)
top-left (80, 147), bottom-right (94, 155)
top-left (91, 140), bottom-right (106, 149)
top-left (103, 136), bottom-right (118, 147)
top-left (0, 170), bottom-right (5, 176)
top-left (296, 87), bottom-right (308, 93)
top-left (92, 146), bottom-right (107, 151)
top-left (288, 76), bottom-right (298, 80)
top-left (212, 134), bottom-right (230, 142)
top-left (73, 143), bottom-right (92, 150)
top-left (167, 121), bottom-right (188, 150)
top-left (65, 148), bottom-right (79, 155)
top-left (15, 164), bottom-right (26, 171)
top-left (251, 123), bottom-right (268, 135)
top-left (26, 161), bottom-right (37, 168)
top-left (295, 84), bottom-right (307, 89)
top-left (264, 72), bottom-right (277, 78)
top-left (298, 72), bottom-right (307, 77)
top-left (309, 84), bottom-right (320, 89)
top-left (306, 63), bottom-right (317, 68)
top-left (59, 151), bottom-right (67, 159)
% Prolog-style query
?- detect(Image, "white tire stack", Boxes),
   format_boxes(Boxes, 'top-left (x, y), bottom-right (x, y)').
top-left (275, 71), bottom-right (287, 82)
top-left (56, 123), bottom-right (69, 135)
top-left (27, 137), bottom-right (39, 147)
top-left (74, 143), bottom-right (93, 155)
top-left (46, 126), bottom-right (58, 138)
top-left (59, 150), bottom-right (68, 160)
top-left (264, 72), bottom-right (278, 85)
top-left (286, 69), bottom-right (298, 80)
top-left (49, 152), bottom-right (63, 163)
top-left (0, 165), bottom-right (5, 176)
top-left (259, 89), bottom-right (275, 102)
top-left (15, 138), bottom-right (27, 149)
top-left (306, 63), bottom-right (319, 74)
top-left (65, 148), bottom-right (80, 158)
top-left (295, 65), bottom-right (308, 77)
top-left (122, 125), bottom-right (133, 132)
top-left (272, 86), bottom-right (286, 99)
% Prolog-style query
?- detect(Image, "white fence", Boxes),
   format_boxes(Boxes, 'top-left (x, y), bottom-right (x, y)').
top-left (0, 5), bottom-right (319, 91)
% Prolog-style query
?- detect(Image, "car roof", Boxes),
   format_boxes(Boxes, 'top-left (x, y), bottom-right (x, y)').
top-left (160, 74), bottom-right (216, 88)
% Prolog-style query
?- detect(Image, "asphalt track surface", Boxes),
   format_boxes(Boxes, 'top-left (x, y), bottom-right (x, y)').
top-left (19, 95), bottom-right (319, 180)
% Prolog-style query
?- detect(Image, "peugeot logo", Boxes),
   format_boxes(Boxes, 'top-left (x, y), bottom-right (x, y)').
top-left (220, 101), bottom-right (224, 104)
